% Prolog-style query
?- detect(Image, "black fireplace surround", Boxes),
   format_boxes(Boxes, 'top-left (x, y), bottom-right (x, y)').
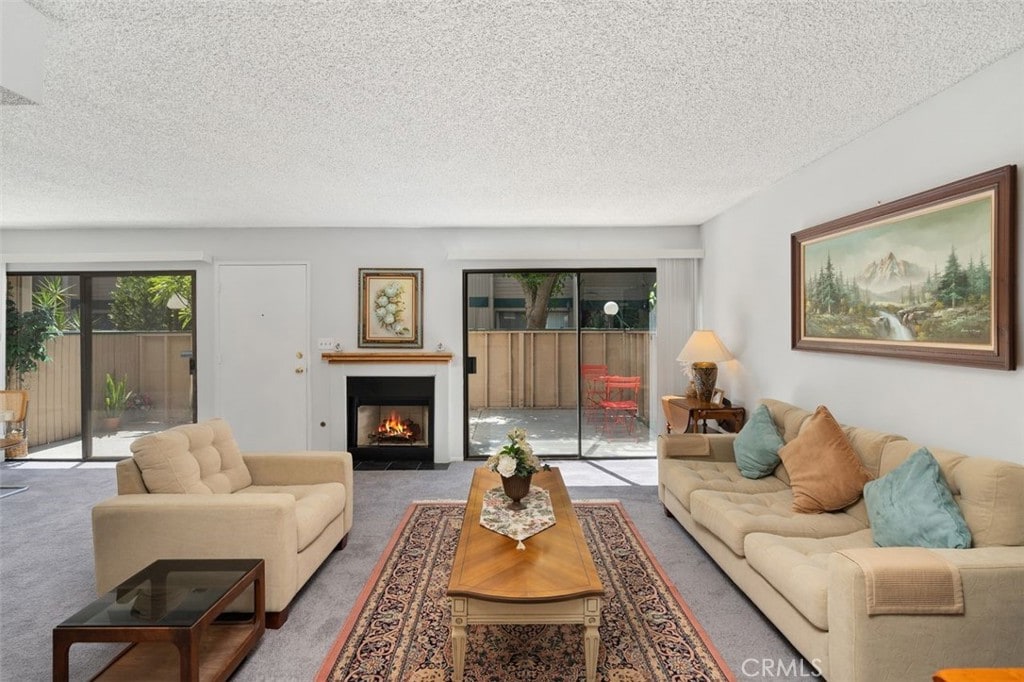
top-left (346, 376), bottom-right (434, 466)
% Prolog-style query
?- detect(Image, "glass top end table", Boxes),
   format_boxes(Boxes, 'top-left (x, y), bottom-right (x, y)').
top-left (53, 558), bottom-right (265, 681)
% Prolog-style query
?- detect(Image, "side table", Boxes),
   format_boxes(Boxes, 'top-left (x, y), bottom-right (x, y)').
top-left (53, 558), bottom-right (265, 682)
top-left (662, 396), bottom-right (746, 434)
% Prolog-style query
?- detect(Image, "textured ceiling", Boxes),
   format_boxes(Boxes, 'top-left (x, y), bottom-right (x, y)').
top-left (2, 0), bottom-right (1024, 230)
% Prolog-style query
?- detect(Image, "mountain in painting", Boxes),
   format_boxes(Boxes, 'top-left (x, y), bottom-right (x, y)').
top-left (857, 252), bottom-right (927, 297)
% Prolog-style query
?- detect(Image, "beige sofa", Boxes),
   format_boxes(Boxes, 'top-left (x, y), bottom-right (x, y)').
top-left (658, 399), bottom-right (1024, 682)
top-left (92, 418), bottom-right (353, 627)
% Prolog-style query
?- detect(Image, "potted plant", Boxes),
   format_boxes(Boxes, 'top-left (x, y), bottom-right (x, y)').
top-left (5, 285), bottom-right (61, 458)
top-left (103, 373), bottom-right (133, 431)
top-left (5, 285), bottom-right (60, 388)
top-left (485, 428), bottom-right (550, 510)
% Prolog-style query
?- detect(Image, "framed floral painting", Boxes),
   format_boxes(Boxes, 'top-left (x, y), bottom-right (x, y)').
top-left (358, 269), bottom-right (423, 348)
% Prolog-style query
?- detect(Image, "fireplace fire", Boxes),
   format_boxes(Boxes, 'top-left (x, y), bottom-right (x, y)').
top-left (361, 406), bottom-right (426, 446)
top-left (373, 411), bottom-right (422, 444)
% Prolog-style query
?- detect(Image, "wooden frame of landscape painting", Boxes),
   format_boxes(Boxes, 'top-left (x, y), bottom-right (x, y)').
top-left (791, 165), bottom-right (1016, 370)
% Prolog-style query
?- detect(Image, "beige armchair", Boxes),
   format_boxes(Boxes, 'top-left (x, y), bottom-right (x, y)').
top-left (91, 418), bottom-right (353, 627)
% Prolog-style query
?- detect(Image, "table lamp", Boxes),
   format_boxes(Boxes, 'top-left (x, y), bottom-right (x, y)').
top-left (677, 330), bottom-right (733, 402)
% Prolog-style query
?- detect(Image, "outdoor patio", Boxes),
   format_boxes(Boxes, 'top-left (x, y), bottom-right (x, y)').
top-left (469, 408), bottom-right (655, 459)
top-left (20, 407), bottom-right (655, 462)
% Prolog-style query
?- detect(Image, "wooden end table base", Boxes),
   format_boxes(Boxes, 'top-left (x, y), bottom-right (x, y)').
top-left (450, 595), bottom-right (602, 682)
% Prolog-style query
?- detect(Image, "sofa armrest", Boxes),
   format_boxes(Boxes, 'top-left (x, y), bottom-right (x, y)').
top-left (92, 493), bottom-right (299, 610)
top-left (827, 547), bottom-right (1024, 682)
top-left (657, 433), bottom-right (736, 463)
top-left (243, 450), bottom-right (354, 536)
top-left (243, 450), bottom-right (352, 485)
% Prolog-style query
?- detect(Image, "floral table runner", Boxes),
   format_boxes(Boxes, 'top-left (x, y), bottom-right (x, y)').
top-left (480, 486), bottom-right (556, 550)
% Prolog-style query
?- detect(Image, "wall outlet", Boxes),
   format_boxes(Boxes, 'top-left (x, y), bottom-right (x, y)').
top-left (317, 338), bottom-right (336, 350)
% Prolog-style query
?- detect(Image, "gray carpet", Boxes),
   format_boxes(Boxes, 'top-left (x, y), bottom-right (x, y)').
top-left (0, 462), bottom-right (808, 681)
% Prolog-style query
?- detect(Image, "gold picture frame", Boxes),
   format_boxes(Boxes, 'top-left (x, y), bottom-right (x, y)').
top-left (358, 269), bottom-right (423, 348)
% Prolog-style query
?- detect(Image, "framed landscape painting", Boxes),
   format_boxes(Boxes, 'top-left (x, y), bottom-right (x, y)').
top-left (358, 268), bottom-right (423, 348)
top-left (791, 165), bottom-right (1016, 370)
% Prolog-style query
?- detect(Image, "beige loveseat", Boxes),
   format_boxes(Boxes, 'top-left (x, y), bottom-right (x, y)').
top-left (92, 418), bottom-right (353, 627)
top-left (658, 399), bottom-right (1024, 682)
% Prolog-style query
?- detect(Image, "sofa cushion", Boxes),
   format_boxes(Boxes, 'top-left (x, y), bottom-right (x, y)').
top-left (243, 482), bottom-right (345, 551)
top-left (778, 406), bottom-right (873, 513)
top-left (130, 419), bottom-right (253, 494)
top-left (840, 424), bottom-right (905, 478)
top-left (131, 429), bottom-right (213, 494)
top-left (744, 529), bottom-right (875, 630)
top-left (762, 399), bottom-right (814, 444)
top-left (660, 459), bottom-right (788, 511)
top-left (690, 489), bottom-right (868, 556)
top-left (734, 404), bottom-right (786, 479)
top-left (174, 419), bottom-right (253, 493)
top-left (864, 447), bottom-right (971, 549)
top-left (880, 441), bottom-right (1024, 548)
top-left (762, 399), bottom-right (815, 487)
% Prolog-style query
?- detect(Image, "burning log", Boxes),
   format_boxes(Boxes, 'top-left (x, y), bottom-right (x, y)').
top-left (371, 411), bottom-right (422, 444)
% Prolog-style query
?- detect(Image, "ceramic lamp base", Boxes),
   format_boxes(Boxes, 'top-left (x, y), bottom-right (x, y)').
top-left (691, 362), bottom-right (718, 403)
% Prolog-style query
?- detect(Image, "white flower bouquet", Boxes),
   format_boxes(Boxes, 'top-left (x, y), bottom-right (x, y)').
top-left (486, 428), bottom-right (549, 478)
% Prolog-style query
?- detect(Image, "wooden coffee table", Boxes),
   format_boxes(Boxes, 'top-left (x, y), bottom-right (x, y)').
top-left (53, 558), bottom-right (264, 682)
top-left (447, 468), bottom-right (604, 682)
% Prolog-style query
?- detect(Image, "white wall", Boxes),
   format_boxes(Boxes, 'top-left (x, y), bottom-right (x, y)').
top-left (702, 48), bottom-right (1024, 463)
top-left (1, 225), bottom-right (700, 459)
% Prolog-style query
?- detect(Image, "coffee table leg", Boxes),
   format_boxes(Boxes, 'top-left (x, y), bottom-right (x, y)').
top-left (584, 597), bottom-right (602, 682)
top-left (450, 597), bottom-right (467, 682)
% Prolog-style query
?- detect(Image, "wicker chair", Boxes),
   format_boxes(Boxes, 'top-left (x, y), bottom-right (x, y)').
top-left (0, 390), bottom-right (29, 458)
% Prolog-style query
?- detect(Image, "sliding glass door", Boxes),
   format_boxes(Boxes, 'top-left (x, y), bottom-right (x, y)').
top-left (577, 271), bottom-right (655, 456)
top-left (463, 269), bottom-right (655, 460)
top-left (465, 271), bottom-right (580, 459)
top-left (87, 274), bottom-right (195, 458)
top-left (5, 272), bottom-right (196, 460)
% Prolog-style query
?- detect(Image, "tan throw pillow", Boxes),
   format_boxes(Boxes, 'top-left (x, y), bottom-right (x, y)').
top-left (778, 405), bottom-right (873, 514)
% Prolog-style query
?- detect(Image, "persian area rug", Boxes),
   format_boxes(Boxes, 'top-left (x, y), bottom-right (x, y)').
top-left (317, 501), bottom-right (734, 681)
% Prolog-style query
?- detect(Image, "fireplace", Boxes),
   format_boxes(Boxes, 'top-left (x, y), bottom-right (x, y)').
top-left (347, 376), bottom-right (434, 466)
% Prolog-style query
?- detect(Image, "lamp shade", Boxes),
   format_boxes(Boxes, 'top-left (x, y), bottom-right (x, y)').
top-left (676, 330), bottom-right (733, 364)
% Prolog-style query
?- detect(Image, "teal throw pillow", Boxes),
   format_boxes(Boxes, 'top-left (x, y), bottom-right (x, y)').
top-left (863, 447), bottom-right (971, 549)
top-left (734, 404), bottom-right (785, 479)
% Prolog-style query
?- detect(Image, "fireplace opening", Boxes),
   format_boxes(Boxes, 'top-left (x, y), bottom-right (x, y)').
top-left (357, 405), bottom-right (428, 447)
top-left (347, 376), bottom-right (434, 468)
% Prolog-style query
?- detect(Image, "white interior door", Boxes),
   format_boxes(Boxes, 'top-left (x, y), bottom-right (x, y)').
top-left (215, 263), bottom-right (309, 450)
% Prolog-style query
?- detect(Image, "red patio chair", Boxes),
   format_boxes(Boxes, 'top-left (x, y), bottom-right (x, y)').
top-left (599, 376), bottom-right (641, 437)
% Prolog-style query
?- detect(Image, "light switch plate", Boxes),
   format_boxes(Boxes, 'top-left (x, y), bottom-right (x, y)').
top-left (317, 338), bottom-right (336, 350)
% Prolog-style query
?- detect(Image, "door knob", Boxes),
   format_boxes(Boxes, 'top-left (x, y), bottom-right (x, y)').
top-left (296, 351), bottom-right (304, 359)
top-left (295, 367), bottom-right (305, 374)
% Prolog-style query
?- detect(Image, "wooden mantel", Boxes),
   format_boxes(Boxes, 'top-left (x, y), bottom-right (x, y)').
top-left (321, 351), bottom-right (454, 364)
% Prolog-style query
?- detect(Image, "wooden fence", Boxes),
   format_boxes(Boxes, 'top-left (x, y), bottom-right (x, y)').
top-left (16, 333), bottom-right (193, 447)
top-left (19, 330), bottom-right (646, 448)
top-left (467, 330), bottom-right (651, 420)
